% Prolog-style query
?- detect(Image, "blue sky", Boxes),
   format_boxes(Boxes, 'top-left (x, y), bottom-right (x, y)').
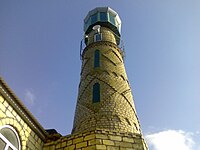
top-left (1, 1), bottom-right (200, 149)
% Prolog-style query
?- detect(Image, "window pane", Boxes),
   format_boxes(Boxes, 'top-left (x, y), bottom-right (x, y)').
top-left (93, 83), bottom-right (100, 103)
top-left (109, 13), bottom-right (115, 25)
top-left (94, 33), bottom-right (102, 42)
top-left (8, 147), bottom-right (13, 150)
top-left (85, 18), bottom-right (90, 30)
top-left (91, 13), bottom-right (98, 24)
top-left (94, 50), bottom-right (100, 68)
top-left (0, 125), bottom-right (20, 150)
top-left (100, 12), bottom-right (107, 21)
top-left (0, 138), bottom-right (6, 149)
top-left (0, 128), bottom-right (18, 148)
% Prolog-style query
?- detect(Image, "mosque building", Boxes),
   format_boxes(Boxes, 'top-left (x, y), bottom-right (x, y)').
top-left (0, 7), bottom-right (148, 150)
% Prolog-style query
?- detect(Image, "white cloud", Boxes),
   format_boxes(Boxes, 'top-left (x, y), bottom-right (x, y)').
top-left (24, 89), bottom-right (35, 106)
top-left (145, 130), bottom-right (197, 150)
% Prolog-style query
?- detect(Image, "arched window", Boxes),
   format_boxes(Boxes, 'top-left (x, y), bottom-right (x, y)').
top-left (0, 125), bottom-right (21, 150)
top-left (93, 83), bottom-right (100, 103)
top-left (94, 50), bottom-right (100, 68)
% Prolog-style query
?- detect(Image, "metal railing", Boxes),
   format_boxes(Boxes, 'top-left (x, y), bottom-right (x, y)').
top-left (80, 35), bottom-right (125, 60)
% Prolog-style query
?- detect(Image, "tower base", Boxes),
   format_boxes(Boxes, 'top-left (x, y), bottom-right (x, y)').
top-left (43, 129), bottom-right (148, 150)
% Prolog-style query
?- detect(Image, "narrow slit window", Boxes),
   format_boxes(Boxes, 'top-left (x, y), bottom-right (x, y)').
top-left (93, 83), bottom-right (100, 103)
top-left (94, 33), bottom-right (102, 42)
top-left (94, 50), bottom-right (100, 68)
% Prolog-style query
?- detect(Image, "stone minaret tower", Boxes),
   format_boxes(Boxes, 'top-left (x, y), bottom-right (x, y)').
top-left (43, 7), bottom-right (148, 150)
top-left (72, 7), bottom-right (148, 149)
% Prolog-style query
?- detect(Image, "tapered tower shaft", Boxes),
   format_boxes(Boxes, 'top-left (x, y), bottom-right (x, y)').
top-left (72, 7), bottom-right (143, 136)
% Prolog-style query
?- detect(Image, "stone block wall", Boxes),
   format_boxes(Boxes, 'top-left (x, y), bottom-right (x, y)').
top-left (43, 129), bottom-right (148, 150)
top-left (73, 41), bottom-right (141, 134)
top-left (0, 95), bottom-right (43, 149)
top-left (0, 80), bottom-right (46, 150)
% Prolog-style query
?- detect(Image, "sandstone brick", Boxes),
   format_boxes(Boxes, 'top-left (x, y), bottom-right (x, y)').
top-left (22, 145), bottom-right (26, 150)
top-left (96, 134), bottom-right (108, 139)
top-left (9, 118), bottom-right (13, 125)
top-left (67, 140), bottom-right (73, 146)
top-left (122, 137), bottom-right (134, 143)
top-left (43, 147), bottom-right (49, 150)
top-left (103, 139), bottom-right (115, 145)
top-left (16, 115), bottom-right (21, 122)
top-left (20, 119), bottom-right (25, 126)
top-left (61, 141), bottom-right (67, 147)
top-left (3, 100), bottom-right (9, 107)
top-left (76, 141), bottom-right (87, 148)
top-left (83, 131), bottom-right (91, 136)
top-left (82, 145), bottom-right (96, 150)
top-left (2, 118), bottom-right (8, 124)
top-left (8, 105), bottom-right (13, 112)
top-left (35, 141), bottom-right (42, 150)
top-left (109, 135), bottom-right (122, 141)
top-left (22, 140), bottom-right (27, 147)
top-left (134, 138), bottom-right (143, 144)
top-left (25, 131), bottom-right (30, 138)
top-left (0, 103), bottom-right (6, 112)
top-left (73, 137), bottom-right (83, 144)
top-left (84, 134), bottom-right (95, 141)
top-left (30, 135), bottom-right (37, 145)
top-left (68, 144), bottom-right (75, 150)
top-left (26, 126), bottom-right (31, 133)
top-left (5, 110), bottom-right (12, 117)
top-left (64, 147), bottom-right (68, 150)
top-left (107, 146), bottom-right (120, 150)
top-left (0, 96), bottom-right (4, 103)
top-left (115, 141), bottom-right (132, 148)
top-left (96, 145), bottom-right (107, 150)
top-left (27, 141), bottom-right (35, 150)
top-left (88, 139), bottom-right (102, 145)
top-left (49, 145), bottom-right (56, 150)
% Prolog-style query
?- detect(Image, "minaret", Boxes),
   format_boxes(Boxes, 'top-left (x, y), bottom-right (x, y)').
top-left (72, 7), bottom-right (148, 149)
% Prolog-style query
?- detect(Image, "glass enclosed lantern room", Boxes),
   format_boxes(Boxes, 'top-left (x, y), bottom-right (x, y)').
top-left (84, 7), bottom-right (122, 45)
